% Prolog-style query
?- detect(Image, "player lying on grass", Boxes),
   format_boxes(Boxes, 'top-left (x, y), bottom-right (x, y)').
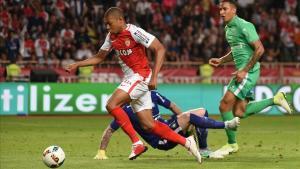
top-left (94, 91), bottom-right (240, 160)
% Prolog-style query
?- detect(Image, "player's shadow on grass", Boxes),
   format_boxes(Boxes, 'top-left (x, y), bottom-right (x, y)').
top-left (111, 154), bottom-right (196, 162)
top-left (132, 155), bottom-right (197, 163)
top-left (205, 155), bottom-right (298, 163)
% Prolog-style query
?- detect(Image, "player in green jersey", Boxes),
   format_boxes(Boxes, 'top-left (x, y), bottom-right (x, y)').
top-left (209, 0), bottom-right (293, 156)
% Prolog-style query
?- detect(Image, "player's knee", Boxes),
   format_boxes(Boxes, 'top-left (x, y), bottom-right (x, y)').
top-left (219, 99), bottom-right (232, 112)
top-left (140, 121), bottom-right (155, 132)
top-left (105, 103), bottom-right (115, 112)
top-left (140, 124), bottom-right (153, 132)
top-left (181, 113), bottom-right (190, 121)
top-left (219, 102), bottom-right (227, 112)
top-left (234, 111), bottom-right (244, 118)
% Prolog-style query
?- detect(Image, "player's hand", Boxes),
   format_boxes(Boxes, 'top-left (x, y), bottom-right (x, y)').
top-left (232, 70), bottom-right (247, 83)
top-left (94, 150), bottom-right (108, 160)
top-left (64, 63), bottom-right (79, 73)
top-left (209, 58), bottom-right (222, 67)
top-left (148, 77), bottom-right (157, 90)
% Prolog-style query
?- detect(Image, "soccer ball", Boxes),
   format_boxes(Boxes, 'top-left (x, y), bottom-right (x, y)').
top-left (42, 145), bottom-right (65, 168)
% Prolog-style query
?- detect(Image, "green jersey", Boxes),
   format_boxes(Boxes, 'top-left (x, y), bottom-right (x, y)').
top-left (225, 16), bottom-right (260, 71)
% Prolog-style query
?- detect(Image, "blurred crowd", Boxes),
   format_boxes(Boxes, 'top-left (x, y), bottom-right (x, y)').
top-left (0, 0), bottom-right (299, 68)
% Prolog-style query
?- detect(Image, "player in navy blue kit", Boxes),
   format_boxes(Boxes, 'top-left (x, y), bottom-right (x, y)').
top-left (94, 91), bottom-right (240, 160)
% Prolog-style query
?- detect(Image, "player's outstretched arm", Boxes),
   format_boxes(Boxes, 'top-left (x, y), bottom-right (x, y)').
top-left (148, 38), bottom-right (166, 90)
top-left (94, 125), bottom-right (116, 160)
top-left (209, 51), bottom-right (233, 67)
top-left (153, 91), bottom-right (182, 115)
top-left (100, 125), bottom-right (115, 150)
top-left (65, 49), bottom-right (109, 73)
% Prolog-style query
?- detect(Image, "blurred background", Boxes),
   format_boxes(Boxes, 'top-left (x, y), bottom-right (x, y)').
top-left (0, 0), bottom-right (299, 115)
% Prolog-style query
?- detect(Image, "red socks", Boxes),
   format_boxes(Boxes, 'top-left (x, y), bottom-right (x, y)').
top-left (110, 107), bottom-right (139, 143)
top-left (151, 121), bottom-right (186, 146)
top-left (110, 107), bottom-right (187, 146)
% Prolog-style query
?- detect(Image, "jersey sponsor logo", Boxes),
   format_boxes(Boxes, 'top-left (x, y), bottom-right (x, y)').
top-left (133, 30), bottom-right (150, 44)
top-left (115, 49), bottom-right (133, 56)
top-left (125, 38), bottom-right (130, 47)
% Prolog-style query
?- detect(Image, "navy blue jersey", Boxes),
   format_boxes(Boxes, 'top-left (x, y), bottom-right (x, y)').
top-left (151, 91), bottom-right (171, 120)
top-left (110, 91), bottom-right (173, 148)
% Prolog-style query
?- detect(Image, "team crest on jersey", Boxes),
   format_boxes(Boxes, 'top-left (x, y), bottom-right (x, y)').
top-left (125, 39), bottom-right (130, 47)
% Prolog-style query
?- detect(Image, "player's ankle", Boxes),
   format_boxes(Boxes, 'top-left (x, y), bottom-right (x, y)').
top-left (133, 140), bottom-right (143, 145)
top-left (184, 138), bottom-right (190, 148)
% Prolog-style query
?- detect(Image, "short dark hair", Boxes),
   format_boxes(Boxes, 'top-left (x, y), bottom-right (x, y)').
top-left (104, 7), bottom-right (124, 19)
top-left (221, 0), bottom-right (238, 8)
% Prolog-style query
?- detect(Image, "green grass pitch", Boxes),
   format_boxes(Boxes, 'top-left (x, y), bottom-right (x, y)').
top-left (1, 115), bottom-right (300, 169)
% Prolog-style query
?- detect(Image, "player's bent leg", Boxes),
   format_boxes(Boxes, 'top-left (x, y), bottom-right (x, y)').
top-left (219, 91), bottom-right (236, 113)
top-left (232, 100), bottom-right (247, 118)
top-left (189, 113), bottom-right (228, 129)
top-left (136, 109), bottom-right (156, 131)
top-left (126, 110), bottom-right (149, 160)
top-left (216, 100), bottom-right (247, 155)
top-left (243, 98), bottom-right (273, 118)
top-left (178, 108), bottom-right (229, 130)
top-left (178, 109), bottom-right (232, 159)
top-left (136, 110), bottom-right (187, 145)
top-left (136, 110), bottom-right (202, 163)
top-left (106, 89), bottom-right (147, 160)
top-left (216, 91), bottom-right (239, 156)
top-left (187, 111), bottom-right (239, 158)
top-left (190, 111), bottom-right (218, 159)
top-left (274, 92), bottom-right (293, 114)
top-left (220, 91), bottom-right (238, 140)
top-left (176, 113), bottom-right (191, 131)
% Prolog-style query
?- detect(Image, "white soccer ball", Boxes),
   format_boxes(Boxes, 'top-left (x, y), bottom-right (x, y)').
top-left (42, 145), bottom-right (65, 168)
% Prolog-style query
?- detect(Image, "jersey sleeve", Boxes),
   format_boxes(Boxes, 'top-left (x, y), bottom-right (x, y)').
top-left (100, 33), bottom-right (112, 51)
top-left (154, 91), bottom-right (171, 109)
top-left (130, 25), bottom-right (155, 48)
top-left (242, 22), bottom-right (259, 43)
top-left (109, 120), bottom-right (120, 130)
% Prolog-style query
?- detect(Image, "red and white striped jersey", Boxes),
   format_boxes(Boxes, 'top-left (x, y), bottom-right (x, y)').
top-left (100, 24), bottom-right (155, 78)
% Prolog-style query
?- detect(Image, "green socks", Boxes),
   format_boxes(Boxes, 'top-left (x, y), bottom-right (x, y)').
top-left (220, 98), bottom-right (274, 144)
top-left (242, 98), bottom-right (274, 118)
top-left (221, 111), bottom-right (236, 144)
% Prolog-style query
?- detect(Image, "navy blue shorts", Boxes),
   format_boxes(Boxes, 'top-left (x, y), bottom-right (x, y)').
top-left (156, 115), bottom-right (186, 151)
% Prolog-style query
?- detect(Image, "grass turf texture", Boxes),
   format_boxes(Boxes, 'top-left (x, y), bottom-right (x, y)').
top-left (1, 115), bottom-right (300, 169)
